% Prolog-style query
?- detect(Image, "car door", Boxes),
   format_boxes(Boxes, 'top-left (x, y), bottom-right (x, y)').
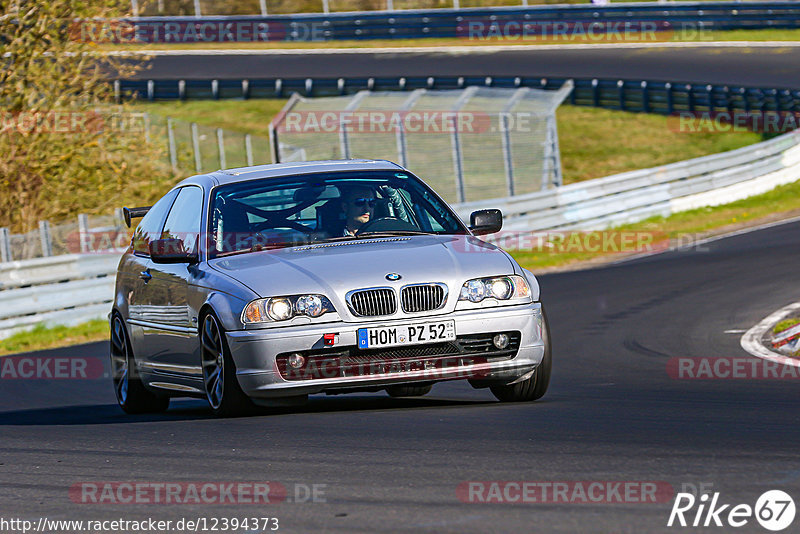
top-left (139, 185), bottom-right (204, 375)
top-left (127, 188), bottom-right (179, 362)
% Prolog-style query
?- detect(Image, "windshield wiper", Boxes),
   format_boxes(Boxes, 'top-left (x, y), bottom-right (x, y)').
top-left (214, 243), bottom-right (297, 258)
top-left (356, 230), bottom-right (435, 238)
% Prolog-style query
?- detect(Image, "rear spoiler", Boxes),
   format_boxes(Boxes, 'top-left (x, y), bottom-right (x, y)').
top-left (122, 206), bottom-right (151, 228)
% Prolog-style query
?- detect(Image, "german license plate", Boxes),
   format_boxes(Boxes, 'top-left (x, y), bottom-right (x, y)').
top-left (357, 320), bottom-right (456, 349)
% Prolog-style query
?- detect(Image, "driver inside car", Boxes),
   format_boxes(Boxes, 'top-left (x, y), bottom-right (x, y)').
top-left (340, 185), bottom-right (377, 236)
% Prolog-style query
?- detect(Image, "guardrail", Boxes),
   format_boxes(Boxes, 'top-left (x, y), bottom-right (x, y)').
top-left (116, 76), bottom-right (800, 115)
top-left (4, 126), bottom-right (800, 340)
top-left (0, 254), bottom-right (120, 340)
top-left (452, 127), bottom-right (800, 232)
top-left (122, 2), bottom-right (800, 40)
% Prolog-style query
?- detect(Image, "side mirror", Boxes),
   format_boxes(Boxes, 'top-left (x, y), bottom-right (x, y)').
top-left (469, 209), bottom-right (503, 236)
top-left (149, 238), bottom-right (198, 264)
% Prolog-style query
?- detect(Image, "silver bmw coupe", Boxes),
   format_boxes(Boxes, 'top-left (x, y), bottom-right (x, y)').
top-left (111, 159), bottom-right (551, 416)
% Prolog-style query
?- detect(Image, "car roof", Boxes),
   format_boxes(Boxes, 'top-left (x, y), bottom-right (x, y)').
top-left (175, 159), bottom-right (407, 189)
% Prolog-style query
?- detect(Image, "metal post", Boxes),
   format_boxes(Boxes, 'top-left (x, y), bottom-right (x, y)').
top-left (500, 114), bottom-right (515, 197)
top-left (259, 0), bottom-right (268, 15)
top-left (453, 0), bottom-right (460, 8)
top-left (448, 86), bottom-right (477, 203)
top-left (269, 123), bottom-right (280, 163)
top-left (131, 0), bottom-right (139, 17)
top-left (78, 214), bottom-right (90, 254)
top-left (0, 228), bottom-right (11, 263)
top-left (665, 82), bottom-right (674, 114)
top-left (193, 0), bottom-right (201, 17)
top-left (542, 115), bottom-right (563, 189)
top-left (143, 112), bottom-right (151, 143)
top-left (450, 117), bottom-right (465, 203)
top-left (387, 0), bottom-right (394, 10)
top-left (339, 123), bottom-right (350, 159)
top-left (245, 134), bottom-right (254, 166)
top-left (114, 208), bottom-right (125, 228)
top-left (395, 121), bottom-right (407, 167)
top-left (167, 118), bottom-right (178, 171)
top-left (322, 0), bottom-right (330, 14)
top-left (216, 128), bottom-right (226, 169)
top-left (395, 89), bottom-right (425, 168)
top-left (39, 220), bottom-right (53, 257)
top-left (191, 122), bottom-right (202, 173)
top-left (339, 90), bottom-right (369, 159)
top-left (499, 87), bottom-right (529, 197)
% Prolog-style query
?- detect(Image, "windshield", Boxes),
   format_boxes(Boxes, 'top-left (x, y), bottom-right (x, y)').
top-left (207, 170), bottom-right (468, 258)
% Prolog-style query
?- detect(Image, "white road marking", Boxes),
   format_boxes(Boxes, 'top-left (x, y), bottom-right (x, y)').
top-left (724, 329), bottom-right (746, 334)
top-left (740, 301), bottom-right (800, 368)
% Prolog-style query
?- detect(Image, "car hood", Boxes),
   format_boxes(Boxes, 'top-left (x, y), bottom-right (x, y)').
top-left (208, 235), bottom-right (519, 313)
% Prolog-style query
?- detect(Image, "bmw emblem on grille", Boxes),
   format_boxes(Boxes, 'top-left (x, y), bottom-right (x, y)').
top-left (386, 273), bottom-right (402, 281)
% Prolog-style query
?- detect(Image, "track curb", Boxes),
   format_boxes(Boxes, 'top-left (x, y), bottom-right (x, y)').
top-left (740, 301), bottom-right (800, 367)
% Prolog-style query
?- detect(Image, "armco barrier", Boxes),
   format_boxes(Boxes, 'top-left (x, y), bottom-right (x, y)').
top-left (3, 128), bottom-right (800, 338)
top-left (0, 255), bottom-right (121, 340)
top-left (116, 76), bottom-right (800, 116)
top-left (119, 2), bottom-right (800, 41)
top-left (452, 128), bottom-right (800, 232)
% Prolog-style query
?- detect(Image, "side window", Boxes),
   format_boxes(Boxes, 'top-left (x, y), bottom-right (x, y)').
top-left (132, 189), bottom-right (179, 255)
top-left (161, 186), bottom-right (203, 255)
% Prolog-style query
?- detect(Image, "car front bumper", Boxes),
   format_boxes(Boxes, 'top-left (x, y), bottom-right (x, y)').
top-left (225, 302), bottom-right (545, 399)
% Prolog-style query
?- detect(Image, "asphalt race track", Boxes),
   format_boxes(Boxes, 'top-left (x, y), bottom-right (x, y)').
top-left (2, 220), bottom-right (800, 533)
top-left (138, 46), bottom-right (800, 88)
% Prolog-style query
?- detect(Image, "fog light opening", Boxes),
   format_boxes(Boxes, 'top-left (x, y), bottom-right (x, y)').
top-left (492, 333), bottom-right (510, 350)
top-left (288, 353), bottom-right (306, 369)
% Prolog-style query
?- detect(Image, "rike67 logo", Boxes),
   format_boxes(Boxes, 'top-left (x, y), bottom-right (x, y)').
top-left (668, 490), bottom-right (795, 531)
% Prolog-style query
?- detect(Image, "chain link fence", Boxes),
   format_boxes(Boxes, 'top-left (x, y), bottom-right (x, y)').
top-left (270, 84), bottom-right (571, 203)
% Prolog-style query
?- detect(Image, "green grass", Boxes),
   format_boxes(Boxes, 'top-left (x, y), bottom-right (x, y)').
top-left (556, 106), bottom-right (763, 184)
top-left (774, 318), bottom-right (800, 335)
top-left (510, 178), bottom-right (800, 271)
top-left (102, 28), bottom-right (800, 51)
top-left (0, 320), bottom-right (109, 357)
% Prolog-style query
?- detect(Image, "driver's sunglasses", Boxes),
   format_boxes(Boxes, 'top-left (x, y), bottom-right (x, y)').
top-left (352, 198), bottom-right (377, 208)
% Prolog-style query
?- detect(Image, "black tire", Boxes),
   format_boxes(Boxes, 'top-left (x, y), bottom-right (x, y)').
top-left (110, 314), bottom-right (170, 414)
top-left (200, 312), bottom-right (255, 417)
top-left (386, 384), bottom-right (433, 397)
top-left (490, 308), bottom-right (552, 402)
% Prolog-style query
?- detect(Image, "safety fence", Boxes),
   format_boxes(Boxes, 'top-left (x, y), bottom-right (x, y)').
top-left (122, 2), bottom-right (800, 40)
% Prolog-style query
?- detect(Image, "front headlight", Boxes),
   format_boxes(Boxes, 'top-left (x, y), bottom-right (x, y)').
top-left (457, 275), bottom-right (531, 307)
top-left (242, 294), bottom-right (336, 324)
